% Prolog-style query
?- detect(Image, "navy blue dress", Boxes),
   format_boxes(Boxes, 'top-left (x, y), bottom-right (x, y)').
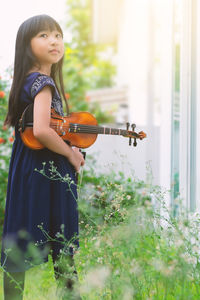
top-left (0, 72), bottom-right (79, 272)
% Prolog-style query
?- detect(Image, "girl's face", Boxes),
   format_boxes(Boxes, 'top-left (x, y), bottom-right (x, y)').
top-left (30, 29), bottom-right (64, 70)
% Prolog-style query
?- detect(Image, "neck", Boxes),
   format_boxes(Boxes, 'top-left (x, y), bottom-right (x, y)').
top-left (28, 65), bottom-right (52, 76)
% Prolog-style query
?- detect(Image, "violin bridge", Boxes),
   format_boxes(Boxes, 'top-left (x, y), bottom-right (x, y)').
top-left (69, 123), bottom-right (78, 133)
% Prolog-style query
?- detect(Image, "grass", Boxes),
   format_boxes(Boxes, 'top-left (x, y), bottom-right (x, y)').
top-left (0, 254), bottom-right (57, 299)
top-left (1, 155), bottom-right (200, 299)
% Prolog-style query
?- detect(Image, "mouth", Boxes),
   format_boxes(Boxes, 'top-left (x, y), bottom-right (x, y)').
top-left (49, 50), bottom-right (59, 54)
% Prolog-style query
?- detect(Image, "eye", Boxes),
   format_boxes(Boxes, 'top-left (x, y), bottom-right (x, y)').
top-left (56, 33), bottom-right (62, 38)
top-left (40, 33), bottom-right (48, 38)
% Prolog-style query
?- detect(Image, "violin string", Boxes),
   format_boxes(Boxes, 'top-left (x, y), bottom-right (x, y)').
top-left (49, 122), bottom-right (122, 130)
top-left (49, 124), bottom-right (129, 134)
top-left (26, 122), bottom-right (138, 136)
top-left (34, 123), bottom-right (137, 137)
top-left (50, 124), bottom-right (103, 130)
top-left (50, 123), bottom-right (129, 134)
top-left (49, 126), bottom-right (137, 137)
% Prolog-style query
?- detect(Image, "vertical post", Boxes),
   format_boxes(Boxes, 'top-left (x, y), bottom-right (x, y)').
top-left (179, 0), bottom-right (197, 211)
top-left (196, 1), bottom-right (200, 211)
top-left (170, 0), bottom-right (181, 212)
top-left (190, 0), bottom-right (197, 211)
top-left (159, 0), bottom-right (173, 207)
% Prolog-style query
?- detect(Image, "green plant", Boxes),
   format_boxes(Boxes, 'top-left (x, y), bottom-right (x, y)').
top-left (74, 157), bottom-right (200, 299)
top-left (0, 75), bottom-right (14, 236)
top-left (1, 154), bottom-right (200, 299)
top-left (62, 0), bottom-right (116, 123)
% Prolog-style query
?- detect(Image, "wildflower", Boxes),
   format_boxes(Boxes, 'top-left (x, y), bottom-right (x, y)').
top-left (151, 257), bottom-right (165, 272)
top-left (8, 137), bottom-right (14, 143)
top-left (151, 257), bottom-right (176, 277)
top-left (142, 190), bottom-right (147, 196)
top-left (0, 91), bottom-right (5, 98)
top-left (192, 245), bottom-right (199, 253)
top-left (161, 264), bottom-right (175, 276)
top-left (80, 266), bottom-right (110, 292)
top-left (94, 239), bottom-right (100, 248)
top-left (130, 259), bottom-right (142, 276)
top-left (180, 253), bottom-right (197, 266)
top-left (97, 257), bottom-right (103, 263)
top-left (97, 185), bottom-right (103, 191)
top-left (65, 47), bottom-right (73, 56)
top-left (111, 203), bottom-right (120, 210)
top-left (126, 195), bottom-right (131, 200)
top-left (114, 269), bottom-right (120, 275)
top-left (174, 239), bottom-right (184, 248)
top-left (144, 200), bottom-right (152, 207)
top-left (2, 125), bottom-right (7, 131)
top-left (0, 137), bottom-right (6, 144)
top-left (123, 287), bottom-right (134, 300)
top-left (65, 93), bottom-right (70, 99)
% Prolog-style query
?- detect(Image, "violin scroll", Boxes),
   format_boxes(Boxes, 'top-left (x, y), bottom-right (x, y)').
top-left (125, 122), bottom-right (147, 147)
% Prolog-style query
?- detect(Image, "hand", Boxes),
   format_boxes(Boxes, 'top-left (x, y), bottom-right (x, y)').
top-left (69, 147), bottom-right (85, 173)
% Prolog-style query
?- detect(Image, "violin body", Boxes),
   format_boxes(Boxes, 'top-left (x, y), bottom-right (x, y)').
top-left (18, 104), bottom-right (146, 150)
top-left (19, 108), bottom-right (98, 149)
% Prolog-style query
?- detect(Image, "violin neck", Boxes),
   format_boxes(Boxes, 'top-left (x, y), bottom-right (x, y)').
top-left (69, 124), bottom-right (128, 136)
top-left (95, 126), bottom-right (128, 136)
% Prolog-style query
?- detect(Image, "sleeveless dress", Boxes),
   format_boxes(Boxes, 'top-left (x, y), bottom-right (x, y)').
top-left (0, 72), bottom-right (79, 272)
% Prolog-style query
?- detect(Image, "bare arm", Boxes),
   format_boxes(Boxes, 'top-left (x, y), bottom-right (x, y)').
top-left (33, 86), bottom-right (84, 171)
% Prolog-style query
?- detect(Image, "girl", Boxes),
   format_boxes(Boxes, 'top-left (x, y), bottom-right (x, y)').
top-left (1, 14), bottom-right (84, 299)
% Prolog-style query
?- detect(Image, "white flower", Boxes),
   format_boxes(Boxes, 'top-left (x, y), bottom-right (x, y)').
top-left (180, 253), bottom-right (197, 266)
top-left (80, 266), bottom-right (111, 293)
top-left (174, 239), bottom-right (184, 248)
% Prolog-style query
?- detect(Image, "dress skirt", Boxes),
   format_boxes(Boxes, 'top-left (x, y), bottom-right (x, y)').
top-left (0, 128), bottom-right (79, 272)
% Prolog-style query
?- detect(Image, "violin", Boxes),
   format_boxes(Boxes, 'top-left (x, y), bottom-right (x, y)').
top-left (18, 104), bottom-right (146, 150)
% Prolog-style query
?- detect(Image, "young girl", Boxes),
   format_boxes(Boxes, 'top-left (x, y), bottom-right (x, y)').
top-left (1, 14), bottom-right (85, 299)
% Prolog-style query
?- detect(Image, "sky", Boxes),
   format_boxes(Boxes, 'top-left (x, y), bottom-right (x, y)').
top-left (0, 0), bottom-right (69, 76)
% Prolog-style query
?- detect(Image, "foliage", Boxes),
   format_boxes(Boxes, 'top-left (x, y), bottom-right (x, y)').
top-left (0, 75), bottom-right (14, 236)
top-left (1, 156), bottom-right (200, 300)
top-left (75, 157), bottom-right (200, 299)
top-left (1, 155), bottom-right (200, 299)
top-left (2, 155), bottom-right (200, 299)
top-left (62, 0), bottom-right (116, 123)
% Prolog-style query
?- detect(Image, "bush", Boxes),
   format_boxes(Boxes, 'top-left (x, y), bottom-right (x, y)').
top-left (62, 0), bottom-right (116, 124)
top-left (0, 75), bottom-right (14, 236)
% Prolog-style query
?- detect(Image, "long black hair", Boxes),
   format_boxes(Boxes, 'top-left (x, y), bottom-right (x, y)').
top-left (4, 14), bottom-right (69, 128)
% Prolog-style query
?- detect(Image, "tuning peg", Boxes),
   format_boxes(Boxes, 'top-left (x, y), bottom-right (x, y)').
top-left (131, 123), bottom-right (136, 131)
top-left (129, 137), bottom-right (132, 146)
top-left (126, 122), bottom-right (130, 130)
top-left (133, 138), bottom-right (137, 147)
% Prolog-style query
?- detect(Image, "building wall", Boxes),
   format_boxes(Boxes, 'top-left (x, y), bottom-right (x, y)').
top-left (91, 0), bottom-right (200, 209)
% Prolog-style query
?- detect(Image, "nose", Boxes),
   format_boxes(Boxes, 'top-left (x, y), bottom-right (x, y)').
top-left (49, 34), bottom-right (58, 44)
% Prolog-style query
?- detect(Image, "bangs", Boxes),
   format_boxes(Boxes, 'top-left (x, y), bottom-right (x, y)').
top-left (22, 14), bottom-right (63, 43)
top-left (33, 17), bottom-right (63, 36)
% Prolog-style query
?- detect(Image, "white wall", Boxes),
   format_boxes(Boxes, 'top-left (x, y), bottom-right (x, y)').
top-left (195, 0), bottom-right (200, 210)
top-left (116, 0), bottom-right (173, 192)
top-left (91, 0), bottom-right (200, 210)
